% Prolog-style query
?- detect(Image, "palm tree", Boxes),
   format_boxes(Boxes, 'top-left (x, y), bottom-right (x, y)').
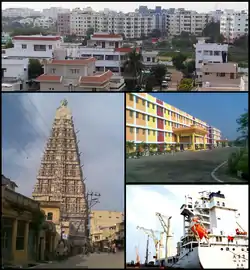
top-left (123, 48), bottom-right (144, 89)
top-left (126, 141), bottom-right (135, 154)
top-left (150, 64), bottom-right (166, 90)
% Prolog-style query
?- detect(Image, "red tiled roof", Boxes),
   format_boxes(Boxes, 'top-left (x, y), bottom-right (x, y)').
top-left (79, 70), bottom-right (113, 85)
top-left (49, 57), bottom-right (96, 65)
top-left (92, 34), bottom-right (122, 39)
top-left (13, 36), bottom-right (61, 41)
top-left (36, 74), bottom-right (62, 82)
top-left (115, 47), bottom-right (140, 53)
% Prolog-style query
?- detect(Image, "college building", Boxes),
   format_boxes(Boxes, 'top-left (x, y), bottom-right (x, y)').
top-left (126, 93), bottom-right (222, 151)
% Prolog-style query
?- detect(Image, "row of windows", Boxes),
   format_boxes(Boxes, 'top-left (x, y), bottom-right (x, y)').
top-left (127, 105), bottom-right (206, 128)
top-left (129, 128), bottom-right (172, 136)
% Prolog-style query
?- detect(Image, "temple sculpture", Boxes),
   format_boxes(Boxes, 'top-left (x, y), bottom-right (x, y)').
top-left (32, 100), bottom-right (88, 235)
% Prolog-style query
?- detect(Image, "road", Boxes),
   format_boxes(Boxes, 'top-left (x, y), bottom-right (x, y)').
top-left (126, 147), bottom-right (245, 183)
top-left (32, 252), bottom-right (124, 269)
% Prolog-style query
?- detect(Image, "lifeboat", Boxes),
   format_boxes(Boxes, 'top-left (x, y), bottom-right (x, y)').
top-left (190, 217), bottom-right (208, 240)
top-left (236, 228), bottom-right (247, 235)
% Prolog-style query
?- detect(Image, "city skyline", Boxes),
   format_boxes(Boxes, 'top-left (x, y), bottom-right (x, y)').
top-left (2, 2), bottom-right (248, 13)
top-left (2, 93), bottom-right (124, 212)
top-left (151, 93), bottom-right (248, 141)
top-left (126, 185), bottom-right (248, 263)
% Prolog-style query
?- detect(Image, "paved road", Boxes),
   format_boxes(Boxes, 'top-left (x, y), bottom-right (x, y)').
top-left (33, 252), bottom-right (124, 269)
top-left (126, 147), bottom-right (244, 183)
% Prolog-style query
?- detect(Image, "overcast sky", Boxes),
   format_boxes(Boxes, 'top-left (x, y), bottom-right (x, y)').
top-left (2, 2), bottom-right (248, 13)
top-left (2, 93), bottom-right (124, 212)
top-left (126, 185), bottom-right (248, 263)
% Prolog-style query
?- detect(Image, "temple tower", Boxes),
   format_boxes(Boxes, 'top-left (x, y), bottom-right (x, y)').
top-left (32, 99), bottom-right (88, 235)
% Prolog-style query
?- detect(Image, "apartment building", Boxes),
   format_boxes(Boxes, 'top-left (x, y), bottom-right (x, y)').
top-left (2, 8), bottom-right (41, 18)
top-left (208, 10), bottom-right (223, 23)
top-left (3, 35), bottom-right (63, 59)
top-left (42, 7), bottom-right (70, 19)
top-left (35, 57), bottom-right (125, 91)
top-left (167, 10), bottom-right (212, 36)
top-left (220, 10), bottom-right (248, 42)
top-left (57, 13), bottom-right (71, 36)
top-left (126, 93), bottom-right (221, 151)
top-left (195, 39), bottom-right (228, 79)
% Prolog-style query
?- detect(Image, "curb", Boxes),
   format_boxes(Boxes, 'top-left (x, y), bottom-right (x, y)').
top-left (211, 161), bottom-right (227, 183)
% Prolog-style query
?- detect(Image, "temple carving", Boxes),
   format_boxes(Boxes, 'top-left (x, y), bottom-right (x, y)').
top-left (32, 100), bottom-right (88, 235)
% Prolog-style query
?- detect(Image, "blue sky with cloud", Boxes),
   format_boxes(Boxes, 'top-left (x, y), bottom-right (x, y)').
top-left (2, 93), bottom-right (124, 212)
top-left (126, 185), bottom-right (248, 263)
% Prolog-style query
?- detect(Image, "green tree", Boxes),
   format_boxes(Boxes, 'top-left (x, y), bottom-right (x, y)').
top-left (236, 110), bottom-right (248, 148)
top-left (28, 59), bottom-right (43, 80)
top-left (126, 141), bottom-right (135, 154)
top-left (145, 76), bottom-right (155, 91)
top-left (11, 27), bottom-right (48, 36)
top-left (177, 78), bottom-right (193, 91)
top-left (202, 22), bottom-right (224, 43)
top-left (86, 27), bottom-right (95, 40)
top-left (123, 49), bottom-right (144, 89)
top-left (5, 40), bottom-right (14, 48)
top-left (150, 64), bottom-right (166, 90)
top-left (172, 53), bottom-right (187, 71)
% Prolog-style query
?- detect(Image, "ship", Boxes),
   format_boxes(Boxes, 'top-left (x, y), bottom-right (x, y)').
top-left (155, 190), bottom-right (248, 269)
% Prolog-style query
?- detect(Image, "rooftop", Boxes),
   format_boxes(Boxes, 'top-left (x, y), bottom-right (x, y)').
top-left (36, 74), bottom-right (62, 82)
top-left (201, 63), bottom-right (238, 73)
top-left (47, 58), bottom-right (96, 65)
top-left (12, 35), bottom-right (61, 41)
top-left (79, 70), bottom-right (113, 86)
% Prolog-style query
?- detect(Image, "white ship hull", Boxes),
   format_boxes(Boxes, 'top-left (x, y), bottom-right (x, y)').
top-left (159, 245), bottom-right (248, 269)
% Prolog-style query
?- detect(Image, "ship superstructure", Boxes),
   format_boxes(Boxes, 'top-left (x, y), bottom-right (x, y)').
top-left (156, 190), bottom-right (248, 269)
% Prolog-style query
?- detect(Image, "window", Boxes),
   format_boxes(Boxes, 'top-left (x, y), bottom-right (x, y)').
top-left (47, 212), bottom-right (53, 221)
top-left (51, 68), bottom-right (56, 74)
top-left (147, 102), bottom-right (150, 107)
top-left (136, 129), bottom-right (139, 134)
top-left (153, 131), bottom-right (155, 136)
top-left (22, 44), bottom-right (27, 49)
top-left (142, 114), bottom-right (145, 120)
top-left (129, 94), bottom-right (133, 101)
top-left (71, 69), bottom-right (80, 74)
top-left (153, 117), bottom-right (155, 122)
top-left (147, 57), bottom-right (150, 62)
top-left (148, 115), bottom-right (150, 121)
top-left (48, 45), bottom-right (52, 50)
top-left (109, 42), bottom-right (114, 46)
top-left (143, 129), bottom-right (145, 135)
top-left (214, 51), bottom-right (220, 56)
top-left (130, 127), bottom-right (133, 133)
top-left (34, 45), bottom-right (46, 51)
top-left (49, 87), bottom-right (55, 90)
top-left (142, 100), bottom-right (145, 105)
top-left (222, 202), bottom-right (225, 206)
top-left (136, 112), bottom-right (139, 118)
top-left (16, 220), bottom-right (25, 250)
top-left (135, 97), bottom-right (138, 103)
top-left (148, 130), bottom-right (150, 135)
top-left (152, 104), bottom-right (155, 109)
top-left (129, 111), bottom-right (133, 117)
top-left (217, 201), bottom-right (220, 206)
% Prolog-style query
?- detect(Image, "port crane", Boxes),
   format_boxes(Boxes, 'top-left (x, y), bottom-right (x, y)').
top-left (136, 226), bottom-right (162, 264)
top-left (156, 212), bottom-right (173, 261)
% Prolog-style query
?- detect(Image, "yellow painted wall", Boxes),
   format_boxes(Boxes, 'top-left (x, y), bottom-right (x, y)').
top-left (148, 102), bottom-right (157, 115)
top-left (126, 93), bottom-right (134, 108)
top-left (147, 115), bottom-right (157, 129)
top-left (147, 94), bottom-right (156, 103)
top-left (164, 120), bottom-right (172, 131)
top-left (41, 207), bottom-right (60, 225)
top-left (148, 130), bottom-right (157, 142)
top-left (165, 132), bottom-right (172, 143)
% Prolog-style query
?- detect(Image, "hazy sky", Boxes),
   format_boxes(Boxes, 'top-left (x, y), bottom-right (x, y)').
top-left (2, 2), bottom-right (248, 13)
top-left (126, 185), bottom-right (248, 263)
top-left (2, 93), bottom-right (124, 212)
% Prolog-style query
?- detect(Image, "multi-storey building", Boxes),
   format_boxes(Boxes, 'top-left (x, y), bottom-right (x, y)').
top-left (208, 126), bottom-right (222, 147)
top-left (57, 13), bottom-right (71, 36)
top-left (33, 17), bottom-right (55, 29)
top-left (42, 7), bottom-right (70, 19)
top-left (167, 10), bottom-right (212, 36)
top-left (208, 10), bottom-right (223, 23)
top-left (220, 10), bottom-right (248, 42)
top-left (195, 39), bottom-right (228, 79)
top-left (3, 35), bottom-right (63, 59)
top-left (90, 210), bottom-right (124, 243)
top-left (126, 93), bottom-right (222, 151)
top-left (2, 8), bottom-right (41, 18)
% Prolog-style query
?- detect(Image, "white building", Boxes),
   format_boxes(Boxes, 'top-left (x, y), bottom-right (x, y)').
top-left (2, 57), bottom-right (29, 83)
top-left (64, 33), bottom-right (157, 74)
top-left (240, 75), bottom-right (248, 91)
top-left (42, 7), bottom-right (70, 19)
top-left (2, 8), bottom-right (41, 18)
top-left (167, 10), bottom-right (212, 36)
top-left (208, 10), bottom-right (223, 23)
top-left (34, 17), bottom-right (55, 29)
top-left (3, 35), bottom-right (63, 59)
top-left (194, 39), bottom-right (228, 79)
top-left (220, 10), bottom-right (249, 42)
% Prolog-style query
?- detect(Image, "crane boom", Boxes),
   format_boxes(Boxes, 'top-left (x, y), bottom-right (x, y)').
top-left (155, 213), bottom-right (172, 261)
